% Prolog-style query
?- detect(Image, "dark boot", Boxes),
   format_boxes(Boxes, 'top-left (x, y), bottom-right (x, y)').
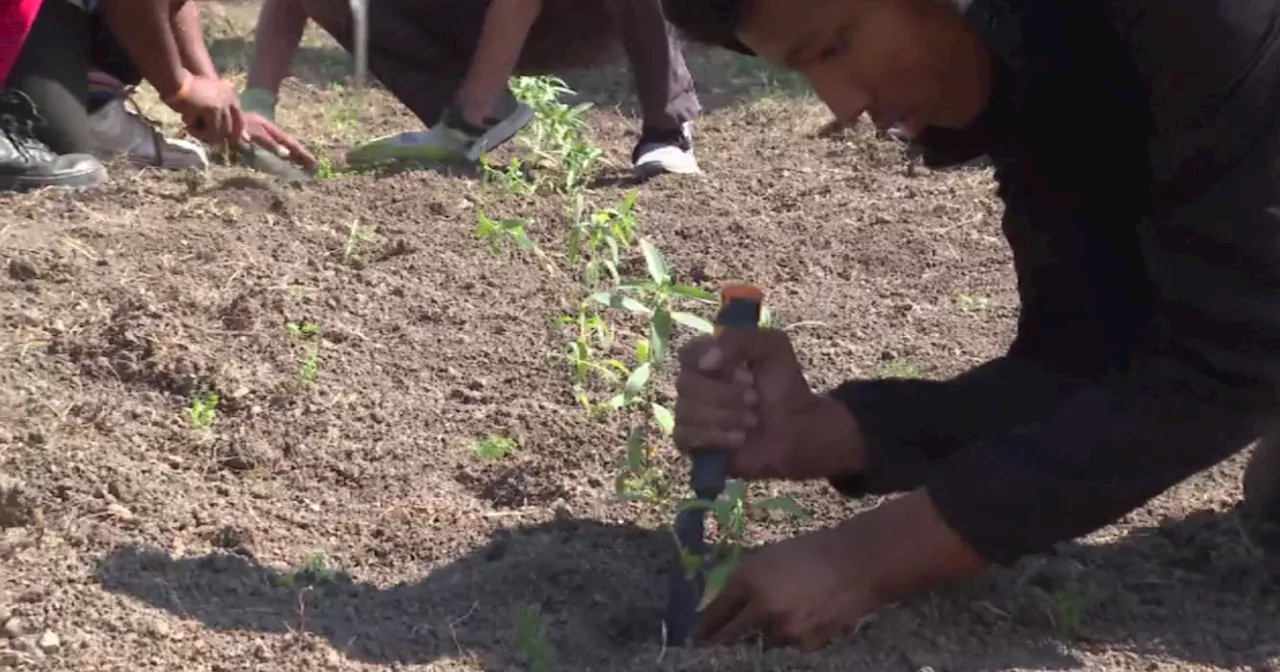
top-left (0, 88), bottom-right (107, 193)
top-left (1243, 432), bottom-right (1280, 531)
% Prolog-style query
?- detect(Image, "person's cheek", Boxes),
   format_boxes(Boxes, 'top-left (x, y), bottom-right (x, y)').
top-left (803, 66), bottom-right (872, 125)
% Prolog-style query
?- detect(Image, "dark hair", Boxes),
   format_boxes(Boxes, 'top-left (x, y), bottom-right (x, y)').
top-left (661, 0), bottom-right (758, 56)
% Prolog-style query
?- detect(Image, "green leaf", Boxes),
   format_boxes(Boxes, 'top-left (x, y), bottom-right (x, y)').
top-left (671, 311), bottom-right (714, 334)
top-left (590, 292), bottom-right (650, 315)
top-left (601, 359), bottom-right (630, 377)
top-left (635, 338), bottom-right (650, 363)
top-left (624, 362), bottom-right (651, 401)
top-left (759, 306), bottom-right (774, 328)
top-left (753, 496), bottom-right (809, 520)
top-left (650, 308), bottom-right (672, 364)
top-left (640, 239), bottom-right (669, 285)
top-left (669, 283), bottom-right (718, 302)
top-left (652, 403), bottom-right (675, 435)
top-left (699, 560), bottom-right (739, 610)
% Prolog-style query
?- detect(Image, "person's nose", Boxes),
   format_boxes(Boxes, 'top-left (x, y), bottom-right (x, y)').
top-left (807, 74), bottom-right (872, 126)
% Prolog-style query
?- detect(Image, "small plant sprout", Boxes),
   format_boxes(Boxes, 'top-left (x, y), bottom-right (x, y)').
top-left (474, 435), bottom-right (518, 461)
top-left (342, 220), bottom-right (377, 266)
top-left (568, 190), bottom-right (638, 288)
top-left (285, 321), bottom-right (321, 387)
top-left (475, 209), bottom-right (536, 255)
top-left (508, 75), bottom-right (604, 195)
top-left (1031, 586), bottom-right (1097, 639)
top-left (876, 358), bottom-right (920, 379)
top-left (513, 604), bottom-right (555, 672)
top-left (186, 392), bottom-right (219, 435)
top-left (313, 156), bottom-right (340, 180)
top-left (274, 551), bottom-right (338, 590)
top-left (953, 293), bottom-right (994, 313)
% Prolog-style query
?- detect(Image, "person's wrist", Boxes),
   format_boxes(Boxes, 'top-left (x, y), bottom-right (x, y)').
top-left (161, 69), bottom-right (195, 109)
top-left (240, 87), bottom-right (278, 121)
top-left (798, 393), bottom-right (866, 478)
top-left (840, 490), bottom-right (990, 606)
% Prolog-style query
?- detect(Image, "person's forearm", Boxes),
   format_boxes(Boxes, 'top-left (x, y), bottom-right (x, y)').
top-left (100, 0), bottom-right (187, 99)
top-left (923, 348), bottom-right (1272, 566)
top-left (172, 0), bottom-right (217, 79)
top-left (845, 489), bottom-right (989, 607)
top-left (246, 0), bottom-right (308, 94)
top-left (826, 354), bottom-right (1082, 496)
top-left (454, 0), bottom-right (542, 125)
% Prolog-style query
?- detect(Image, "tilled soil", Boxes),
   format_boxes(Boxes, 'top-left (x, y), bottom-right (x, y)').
top-left (2, 10), bottom-right (1279, 671)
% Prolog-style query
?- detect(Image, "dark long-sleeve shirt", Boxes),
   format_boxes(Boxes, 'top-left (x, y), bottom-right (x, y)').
top-left (828, 0), bottom-right (1280, 565)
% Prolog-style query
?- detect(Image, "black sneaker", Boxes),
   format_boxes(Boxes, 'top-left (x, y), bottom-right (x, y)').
top-left (0, 89), bottom-right (107, 193)
top-left (631, 122), bottom-right (699, 179)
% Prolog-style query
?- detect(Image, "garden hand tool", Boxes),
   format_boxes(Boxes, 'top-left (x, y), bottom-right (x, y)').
top-left (665, 283), bottom-right (764, 647)
top-left (349, 0), bottom-right (369, 90)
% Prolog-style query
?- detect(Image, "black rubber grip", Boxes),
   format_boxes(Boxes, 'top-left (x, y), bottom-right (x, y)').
top-left (690, 295), bottom-right (761, 498)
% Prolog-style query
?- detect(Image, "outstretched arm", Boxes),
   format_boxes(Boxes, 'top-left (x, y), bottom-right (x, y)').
top-left (172, 0), bottom-right (217, 79)
top-left (243, 0), bottom-right (309, 118)
top-left (99, 0), bottom-right (187, 100)
top-left (452, 0), bottom-right (542, 126)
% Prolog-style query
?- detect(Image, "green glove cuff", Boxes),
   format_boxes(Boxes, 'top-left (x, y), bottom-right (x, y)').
top-left (239, 87), bottom-right (278, 121)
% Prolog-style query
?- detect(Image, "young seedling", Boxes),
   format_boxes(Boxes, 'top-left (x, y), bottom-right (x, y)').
top-left (274, 551), bottom-right (338, 590)
top-left (474, 435), bottom-right (518, 462)
top-left (953, 293), bottom-right (994, 313)
top-left (341, 220), bottom-right (377, 267)
top-left (285, 321), bottom-right (321, 388)
top-left (186, 392), bottom-right (219, 435)
top-left (481, 154), bottom-right (538, 196)
top-left (512, 604), bottom-right (555, 672)
top-left (508, 75), bottom-right (604, 195)
top-left (876, 358), bottom-right (920, 379)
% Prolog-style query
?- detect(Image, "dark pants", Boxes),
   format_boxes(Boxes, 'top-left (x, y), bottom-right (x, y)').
top-left (300, 0), bottom-right (700, 131)
top-left (3, 0), bottom-right (140, 155)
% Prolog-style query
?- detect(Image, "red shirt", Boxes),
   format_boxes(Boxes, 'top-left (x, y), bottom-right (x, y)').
top-left (0, 0), bottom-right (42, 83)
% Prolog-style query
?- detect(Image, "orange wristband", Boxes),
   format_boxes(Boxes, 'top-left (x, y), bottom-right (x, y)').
top-left (163, 71), bottom-right (194, 106)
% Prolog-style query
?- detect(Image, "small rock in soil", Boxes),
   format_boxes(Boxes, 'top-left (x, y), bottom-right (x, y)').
top-left (2, 618), bottom-right (22, 638)
top-left (148, 619), bottom-right (171, 639)
top-left (36, 630), bottom-right (59, 653)
top-left (0, 474), bottom-right (34, 529)
top-left (101, 503), bottom-right (135, 523)
top-left (7, 258), bottom-right (39, 281)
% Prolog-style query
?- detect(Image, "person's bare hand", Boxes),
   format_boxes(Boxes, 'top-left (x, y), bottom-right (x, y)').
top-left (695, 491), bottom-right (991, 650)
top-left (695, 517), bottom-right (883, 650)
top-left (242, 113), bottom-right (316, 169)
top-left (172, 76), bottom-right (244, 145)
top-left (674, 328), bottom-right (863, 481)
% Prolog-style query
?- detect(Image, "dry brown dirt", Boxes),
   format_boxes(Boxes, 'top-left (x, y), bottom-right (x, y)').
top-left (2, 5), bottom-right (1279, 671)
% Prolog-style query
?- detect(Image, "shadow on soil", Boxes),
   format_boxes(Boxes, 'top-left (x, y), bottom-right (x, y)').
top-left (97, 518), bottom-right (672, 667)
top-left (94, 511), bottom-right (1280, 669)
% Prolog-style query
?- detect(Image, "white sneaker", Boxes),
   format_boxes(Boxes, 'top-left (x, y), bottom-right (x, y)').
top-left (347, 89), bottom-right (533, 168)
top-left (86, 95), bottom-right (209, 170)
top-left (632, 122), bottom-right (700, 178)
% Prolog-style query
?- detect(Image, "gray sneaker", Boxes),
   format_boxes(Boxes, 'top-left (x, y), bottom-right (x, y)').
top-left (346, 88), bottom-right (533, 168)
top-left (87, 95), bottom-right (209, 170)
top-left (0, 89), bottom-right (107, 193)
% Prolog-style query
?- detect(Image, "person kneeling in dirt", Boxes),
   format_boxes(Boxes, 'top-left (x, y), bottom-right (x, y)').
top-left (0, 0), bottom-right (315, 192)
top-left (663, 0), bottom-right (1280, 650)
top-left (243, 0), bottom-right (702, 177)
